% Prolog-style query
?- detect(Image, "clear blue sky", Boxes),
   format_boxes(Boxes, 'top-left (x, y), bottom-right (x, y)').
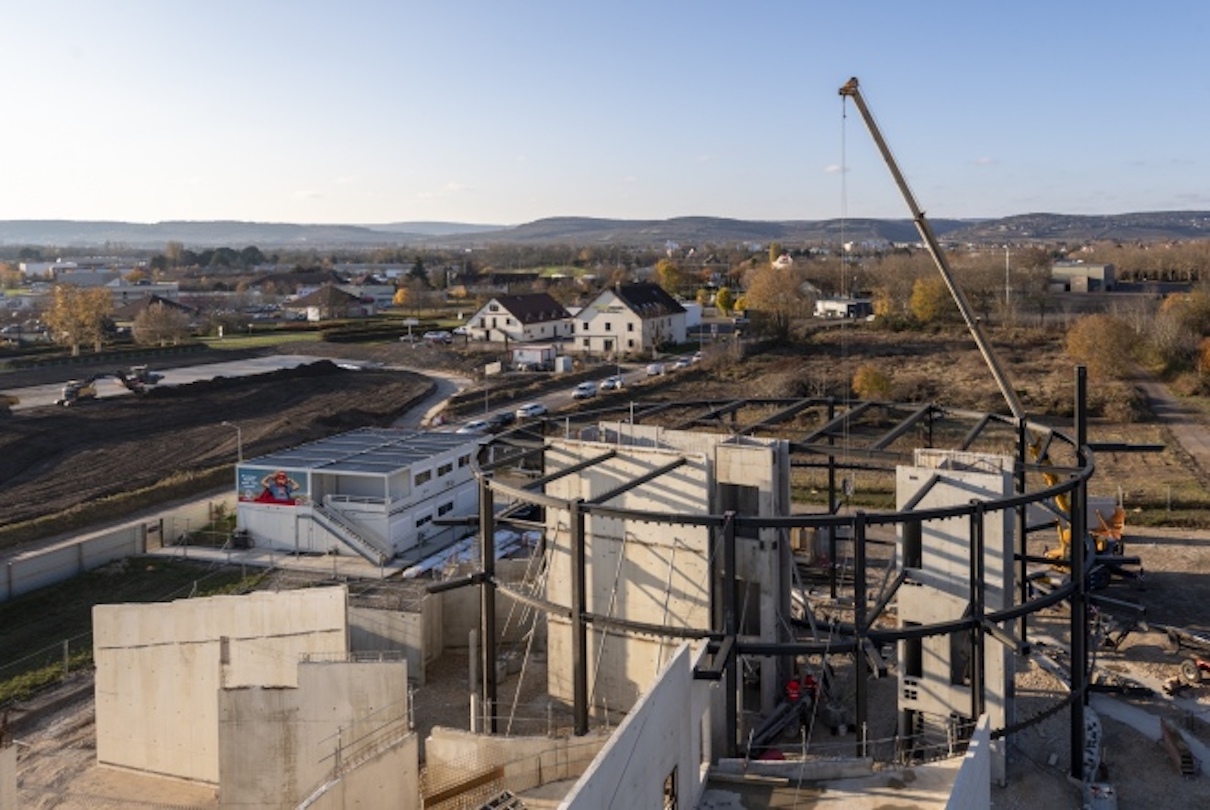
top-left (4, 1), bottom-right (1209, 225)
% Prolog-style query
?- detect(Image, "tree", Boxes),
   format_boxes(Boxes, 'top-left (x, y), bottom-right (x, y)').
top-left (133, 302), bottom-right (191, 347)
top-left (655, 258), bottom-right (684, 296)
top-left (44, 285), bottom-right (113, 355)
top-left (392, 287), bottom-right (409, 307)
top-left (1065, 314), bottom-right (1135, 379)
top-left (742, 263), bottom-right (811, 337)
top-left (408, 256), bottom-right (429, 286)
top-left (695, 288), bottom-right (712, 307)
top-left (165, 241), bottom-right (184, 266)
top-left (908, 276), bottom-right (953, 324)
top-left (0, 262), bottom-right (22, 289)
top-left (714, 287), bottom-right (734, 315)
top-left (852, 363), bottom-right (893, 400)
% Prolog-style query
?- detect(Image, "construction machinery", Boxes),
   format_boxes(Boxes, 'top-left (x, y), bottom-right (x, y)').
top-left (55, 368), bottom-right (157, 405)
top-left (838, 77), bottom-right (1136, 576)
top-left (56, 377), bottom-right (99, 406)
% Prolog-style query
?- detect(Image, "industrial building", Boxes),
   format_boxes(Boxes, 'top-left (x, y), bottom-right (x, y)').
top-left (232, 427), bottom-right (481, 565)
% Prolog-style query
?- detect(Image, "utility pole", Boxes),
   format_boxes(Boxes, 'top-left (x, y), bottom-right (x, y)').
top-left (1005, 248), bottom-right (1011, 309)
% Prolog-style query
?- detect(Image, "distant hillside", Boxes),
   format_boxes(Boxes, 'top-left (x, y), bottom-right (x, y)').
top-left (2, 212), bottom-right (1209, 251)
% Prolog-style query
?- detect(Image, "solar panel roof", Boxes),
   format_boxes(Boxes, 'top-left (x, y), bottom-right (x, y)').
top-left (246, 428), bottom-right (479, 476)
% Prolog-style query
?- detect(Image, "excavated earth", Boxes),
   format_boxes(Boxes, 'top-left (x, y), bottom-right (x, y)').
top-left (0, 357), bottom-right (434, 528)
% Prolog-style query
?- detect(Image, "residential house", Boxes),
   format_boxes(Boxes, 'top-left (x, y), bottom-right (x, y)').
top-left (572, 283), bottom-right (686, 356)
top-left (288, 283), bottom-right (374, 322)
top-left (465, 293), bottom-right (572, 343)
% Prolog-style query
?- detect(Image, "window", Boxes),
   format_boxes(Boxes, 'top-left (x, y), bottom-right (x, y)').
top-left (663, 766), bottom-right (678, 809)
top-left (627, 322), bottom-right (634, 332)
top-left (437, 501), bottom-right (454, 516)
top-left (489, 303), bottom-right (499, 312)
top-left (604, 321), bottom-right (612, 331)
top-left (438, 462), bottom-right (453, 477)
top-left (414, 469), bottom-right (432, 486)
top-left (627, 339), bottom-right (635, 349)
top-left (458, 454), bottom-right (471, 468)
top-left (583, 338), bottom-right (590, 348)
top-left (415, 513), bottom-right (433, 528)
top-left (580, 320), bottom-right (588, 331)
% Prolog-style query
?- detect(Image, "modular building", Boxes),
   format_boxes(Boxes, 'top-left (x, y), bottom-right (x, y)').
top-left (233, 428), bottom-right (481, 564)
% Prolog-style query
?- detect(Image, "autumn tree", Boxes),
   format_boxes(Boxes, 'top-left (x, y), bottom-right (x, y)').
top-left (392, 287), bottom-right (409, 308)
top-left (852, 363), bottom-right (893, 400)
top-left (1065, 314), bottom-right (1135, 379)
top-left (44, 285), bottom-right (113, 355)
top-left (655, 258), bottom-right (685, 296)
top-left (133, 302), bottom-right (191, 347)
top-left (714, 287), bottom-right (734, 315)
top-left (0, 262), bottom-right (22, 289)
top-left (742, 263), bottom-right (811, 338)
top-left (908, 276), bottom-right (954, 324)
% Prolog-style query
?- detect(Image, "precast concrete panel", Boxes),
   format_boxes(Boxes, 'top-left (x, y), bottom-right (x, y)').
top-left (94, 587), bottom-right (349, 784)
top-left (560, 644), bottom-right (705, 810)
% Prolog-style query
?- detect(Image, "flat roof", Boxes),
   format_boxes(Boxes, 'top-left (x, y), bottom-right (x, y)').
top-left (245, 428), bottom-right (479, 476)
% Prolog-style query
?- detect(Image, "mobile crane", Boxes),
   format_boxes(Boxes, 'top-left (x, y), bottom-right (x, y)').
top-left (836, 77), bottom-right (1129, 568)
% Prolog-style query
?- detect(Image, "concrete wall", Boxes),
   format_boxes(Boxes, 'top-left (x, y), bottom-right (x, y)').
top-left (425, 726), bottom-right (610, 800)
top-left (441, 559), bottom-right (538, 652)
top-left (945, 715), bottom-right (990, 810)
top-left (896, 452), bottom-right (1013, 786)
top-left (2, 525), bottom-right (145, 601)
top-left (219, 660), bottom-right (414, 809)
top-left (560, 644), bottom-right (709, 810)
top-left (543, 439), bottom-right (713, 712)
top-left (311, 732), bottom-right (420, 810)
top-left (93, 586), bottom-right (348, 784)
top-left (349, 604), bottom-right (430, 686)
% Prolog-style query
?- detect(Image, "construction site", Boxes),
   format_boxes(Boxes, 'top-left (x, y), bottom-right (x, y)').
top-left (4, 78), bottom-right (1210, 809)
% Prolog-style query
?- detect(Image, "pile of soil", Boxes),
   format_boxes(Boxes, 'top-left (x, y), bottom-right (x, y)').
top-left (0, 360), bottom-right (432, 527)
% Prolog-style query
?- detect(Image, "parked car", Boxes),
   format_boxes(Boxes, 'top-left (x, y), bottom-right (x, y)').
top-left (646, 363), bottom-right (666, 376)
top-left (423, 330), bottom-right (453, 344)
top-left (487, 411), bottom-right (516, 430)
top-left (452, 326), bottom-right (470, 336)
top-left (572, 381), bottom-right (598, 400)
top-left (672, 357), bottom-right (692, 370)
top-left (515, 402), bottom-right (548, 419)
top-left (456, 419), bottom-right (491, 434)
top-left (600, 375), bottom-right (624, 391)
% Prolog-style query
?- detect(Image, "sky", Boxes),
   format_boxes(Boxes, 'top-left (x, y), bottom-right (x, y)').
top-left (4, 1), bottom-right (1210, 226)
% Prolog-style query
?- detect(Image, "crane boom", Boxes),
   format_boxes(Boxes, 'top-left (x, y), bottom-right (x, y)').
top-left (838, 77), bottom-right (1026, 423)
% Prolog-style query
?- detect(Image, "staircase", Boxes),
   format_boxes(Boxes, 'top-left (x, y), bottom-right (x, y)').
top-left (311, 502), bottom-right (392, 565)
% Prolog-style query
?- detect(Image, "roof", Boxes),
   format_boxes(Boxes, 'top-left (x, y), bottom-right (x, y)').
top-left (610, 283), bottom-right (686, 318)
top-left (246, 428), bottom-right (479, 476)
top-left (292, 283), bottom-right (364, 307)
top-left (112, 295), bottom-right (198, 319)
top-left (489, 293), bottom-right (570, 324)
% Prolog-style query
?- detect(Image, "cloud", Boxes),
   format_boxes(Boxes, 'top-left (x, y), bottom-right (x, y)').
top-left (974, 157), bottom-right (996, 167)
top-left (823, 164), bottom-right (847, 175)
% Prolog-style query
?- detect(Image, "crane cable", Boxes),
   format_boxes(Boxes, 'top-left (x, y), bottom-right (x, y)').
top-left (838, 90), bottom-right (854, 502)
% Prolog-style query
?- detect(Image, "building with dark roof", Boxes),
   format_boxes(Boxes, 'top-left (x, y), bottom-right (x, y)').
top-left (465, 292), bottom-right (573, 343)
top-left (573, 283), bottom-right (687, 356)
top-left (287, 283), bottom-right (374, 321)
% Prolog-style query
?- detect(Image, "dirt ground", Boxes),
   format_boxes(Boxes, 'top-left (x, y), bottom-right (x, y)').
top-left (0, 357), bottom-right (435, 528)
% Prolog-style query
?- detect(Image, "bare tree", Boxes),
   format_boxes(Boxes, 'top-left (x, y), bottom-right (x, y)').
top-left (133, 302), bottom-right (192, 347)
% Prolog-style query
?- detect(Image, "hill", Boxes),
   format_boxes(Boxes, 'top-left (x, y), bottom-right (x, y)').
top-left (3, 211), bottom-right (1210, 251)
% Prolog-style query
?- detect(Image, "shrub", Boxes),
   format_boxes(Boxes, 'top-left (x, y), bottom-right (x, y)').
top-left (852, 363), bottom-right (893, 400)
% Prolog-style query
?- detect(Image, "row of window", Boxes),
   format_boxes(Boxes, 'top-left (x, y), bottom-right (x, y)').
top-left (415, 500), bottom-right (456, 529)
top-left (414, 454), bottom-right (472, 488)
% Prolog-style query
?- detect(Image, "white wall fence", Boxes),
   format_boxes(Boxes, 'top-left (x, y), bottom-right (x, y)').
top-left (1, 494), bottom-right (237, 603)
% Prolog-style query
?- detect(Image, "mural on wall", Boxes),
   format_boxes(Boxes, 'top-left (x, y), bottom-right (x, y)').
top-left (239, 468), bottom-right (308, 506)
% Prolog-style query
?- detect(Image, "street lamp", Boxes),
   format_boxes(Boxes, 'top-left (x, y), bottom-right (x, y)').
top-left (221, 421), bottom-right (243, 463)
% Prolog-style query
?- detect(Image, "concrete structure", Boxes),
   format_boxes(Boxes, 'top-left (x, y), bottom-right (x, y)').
top-left (511, 342), bottom-right (559, 371)
top-left (93, 587), bottom-right (349, 784)
top-left (573, 283), bottom-right (687, 356)
top-left (945, 715), bottom-right (991, 810)
top-left (1051, 261), bottom-right (1115, 292)
top-left (219, 659), bottom-right (416, 809)
top-left (233, 428), bottom-right (480, 564)
top-left (542, 424), bottom-right (791, 717)
top-left (559, 644), bottom-right (711, 809)
top-left (896, 450), bottom-right (1014, 785)
top-left (465, 293), bottom-right (573, 343)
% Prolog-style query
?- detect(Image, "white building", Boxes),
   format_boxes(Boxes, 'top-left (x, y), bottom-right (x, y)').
top-left (815, 296), bottom-right (873, 319)
top-left (233, 428), bottom-right (481, 564)
top-left (465, 293), bottom-right (572, 343)
top-left (572, 283), bottom-right (687, 357)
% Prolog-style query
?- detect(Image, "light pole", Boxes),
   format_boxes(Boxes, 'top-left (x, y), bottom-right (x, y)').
top-left (221, 421), bottom-right (243, 463)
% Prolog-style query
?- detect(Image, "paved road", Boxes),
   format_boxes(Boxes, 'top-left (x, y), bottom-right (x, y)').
top-left (1134, 374), bottom-right (1210, 483)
